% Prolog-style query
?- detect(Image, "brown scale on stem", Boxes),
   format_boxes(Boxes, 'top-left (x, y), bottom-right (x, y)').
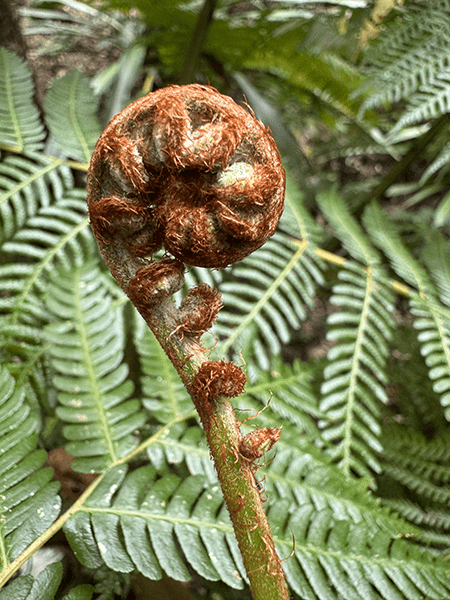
top-left (239, 427), bottom-right (282, 463)
top-left (192, 359), bottom-right (247, 426)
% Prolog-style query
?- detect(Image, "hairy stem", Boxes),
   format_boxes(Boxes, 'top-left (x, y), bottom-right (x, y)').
top-left (96, 239), bottom-right (290, 599)
top-left (138, 296), bottom-right (291, 600)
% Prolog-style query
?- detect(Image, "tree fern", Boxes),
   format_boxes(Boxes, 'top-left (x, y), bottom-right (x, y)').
top-left (0, 367), bottom-right (61, 565)
top-left (2, 7), bottom-right (450, 592)
top-left (44, 264), bottom-right (146, 473)
top-left (0, 49), bottom-right (45, 153)
top-left (44, 71), bottom-right (101, 164)
top-left (317, 189), bottom-right (395, 478)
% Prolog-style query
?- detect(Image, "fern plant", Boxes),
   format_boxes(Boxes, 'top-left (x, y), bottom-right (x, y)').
top-left (355, 0), bottom-right (450, 219)
top-left (2, 0), bottom-right (450, 596)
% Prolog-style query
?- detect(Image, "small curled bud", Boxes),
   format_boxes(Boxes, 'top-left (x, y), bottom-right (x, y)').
top-left (177, 283), bottom-right (223, 340)
top-left (239, 427), bottom-right (281, 462)
top-left (127, 258), bottom-right (185, 312)
top-left (192, 359), bottom-right (247, 405)
top-left (87, 84), bottom-right (285, 269)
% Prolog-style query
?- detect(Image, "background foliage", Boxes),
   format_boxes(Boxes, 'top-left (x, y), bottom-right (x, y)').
top-left (2, 0), bottom-right (450, 598)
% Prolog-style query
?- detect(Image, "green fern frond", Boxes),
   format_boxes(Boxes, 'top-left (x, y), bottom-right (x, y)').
top-left (379, 424), bottom-right (450, 544)
top-left (260, 443), bottom-right (450, 599)
top-left (44, 71), bottom-right (101, 163)
top-left (135, 322), bottom-right (194, 424)
top-left (264, 436), bottom-right (450, 597)
top-left (364, 203), bottom-right (450, 422)
top-left (267, 443), bottom-right (423, 541)
top-left (359, 0), bottom-right (450, 133)
top-left (0, 563), bottom-right (66, 600)
top-left (320, 263), bottom-right (395, 478)
top-left (0, 49), bottom-right (46, 152)
top-left (44, 264), bottom-right (146, 473)
top-left (247, 48), bottom-right (364, 121)
top-left (0, 190), bottom-right (95, 325)
top-left (317, 194), bottom-right (395, 478)
top-left (216, 231), bottom-right (323, 370)
top-left (63, 438), bottom-right (450, 600)
top-left (0, 367), bottom-right (61, 568)
top-left (0, 153), bottom-right (73, 243)
top-left (273, 501), bottom-right (450, 600)
top-left (64, 465), bottom-right (247, 589)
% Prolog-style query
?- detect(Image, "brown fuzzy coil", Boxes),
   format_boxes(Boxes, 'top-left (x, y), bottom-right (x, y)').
top-left (192, 359), bottom-right (247, 405)
top-left (87, 84), bottom-right (285, 269)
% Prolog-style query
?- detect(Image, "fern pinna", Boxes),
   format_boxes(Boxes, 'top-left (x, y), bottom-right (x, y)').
top-left (2, 29), bottom-right (450, 600)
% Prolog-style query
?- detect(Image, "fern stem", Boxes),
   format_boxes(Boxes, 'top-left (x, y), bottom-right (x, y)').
top-left (84, 84), bottom-right (290, 599)
top-left (89, 248), bottom-right (291, 597)
top-left (137, 300), bottom-right (291, 600)
top-left (179, 0), bottom-right (217, 84)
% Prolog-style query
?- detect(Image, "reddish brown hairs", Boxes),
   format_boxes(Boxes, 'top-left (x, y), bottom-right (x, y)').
top-left (87, 84), bottom-right (285, 270)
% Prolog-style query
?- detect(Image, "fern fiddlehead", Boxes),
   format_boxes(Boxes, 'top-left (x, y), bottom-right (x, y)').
top-left (86, 84), bottom-right (289, 600)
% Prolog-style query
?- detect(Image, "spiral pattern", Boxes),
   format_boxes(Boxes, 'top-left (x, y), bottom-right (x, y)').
top-left (87, 84), bottom-right (285, 269)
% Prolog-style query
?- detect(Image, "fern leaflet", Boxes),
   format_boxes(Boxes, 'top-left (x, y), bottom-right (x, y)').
top-left (318, 191), bottom-right (395, 477)
top-left (364, 202), bottom-right (450, 422)
top-left (0, 49), bottom-right (45, 152)
top-left (64, 465), bottom-right (247, 588)
top-left (0, 153), bottom-right (73, 244)
top-left (0, 367), bottom-right (61, 569)
top-left (44, 71), bottom-right (101, 163)
top-left (45, 264), bottom-right (146, 473)
top-left (0, 189), bottom-right (95, 326)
